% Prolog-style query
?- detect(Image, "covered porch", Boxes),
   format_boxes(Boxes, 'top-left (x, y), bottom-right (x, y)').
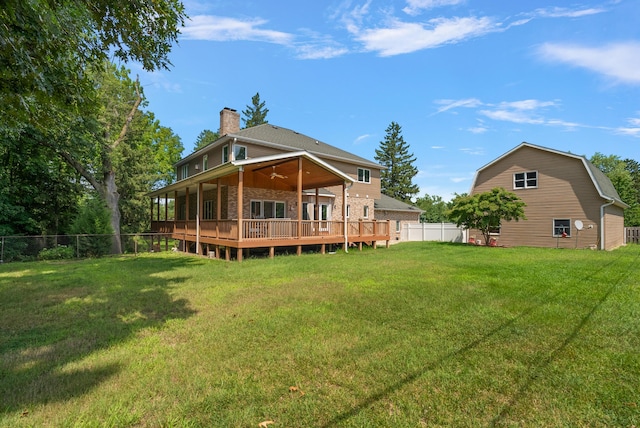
top-left (148, 151), bottom-right (390, 261)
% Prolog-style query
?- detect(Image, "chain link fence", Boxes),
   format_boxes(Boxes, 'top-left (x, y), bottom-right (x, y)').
top-left (0, 234), bottom-right (182, 263)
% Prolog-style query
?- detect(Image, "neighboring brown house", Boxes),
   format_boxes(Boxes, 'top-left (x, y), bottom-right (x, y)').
top-left (374, 194), bottom-right (423, 243)
top-left (148, 108), bottom-right (393, 260)
top-left (470, 142), bottom-right (627, 250)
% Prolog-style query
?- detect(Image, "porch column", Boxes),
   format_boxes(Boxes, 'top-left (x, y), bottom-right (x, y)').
top-left (216, 178), bottom-right (221, 239)
top-left (185, 187), bottom-right (189, 253)
top-left (164, 193), bottom-right (168, 222)
top-left (297, 157), bottom-right (303, 238)
top-left (315, 188), bottom-right (320, 235)
top-left (156, 196), bottom-right (160, 224)
top-left (196, 182), bottom-right (202, 254)
top-left (343, 182), bottom-right (348, 252)
top-left (237, 169), bottom-right (244, 243)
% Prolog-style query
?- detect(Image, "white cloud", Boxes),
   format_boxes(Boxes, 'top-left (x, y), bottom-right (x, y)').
top-left (613, 117), bottom-right (640, 137)
top-left (354, 16), bottom-right (498, 56)
top-left (433, 98), bottom-right (483, 115)
top-left (533, 6), bottom-right (606, 18)
top-left (183, 15), bottom-right (294, 44)
top-left (402, 0), bottom-right (464, 16)
top-left (467, 126), bottom-right (488, 134)
top-left (538, 42), bottom-right (640, 85)
top-left (354, 134), bottom-right (373, 144)
top-left (460, 147), bottom-right (485, 156)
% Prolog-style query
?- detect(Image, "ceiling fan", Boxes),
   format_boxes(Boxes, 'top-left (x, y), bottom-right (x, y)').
top-left (270, 165), bottom-right (287, 180)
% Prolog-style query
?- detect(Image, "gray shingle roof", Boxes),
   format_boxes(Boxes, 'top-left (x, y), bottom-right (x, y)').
top-left (228, 124), bottom-right (381, 169)
top-left (374, 194), bottom-right (423, 212)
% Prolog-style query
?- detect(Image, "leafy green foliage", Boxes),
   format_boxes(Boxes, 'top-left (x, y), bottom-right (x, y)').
top-left (0, 0), bottom-right (185, 136)
top-left (447, 187), bottom-right (527, 245)
top-left (375, 122), bottom-right (419, 203)
top-left (242, 92), bottom-right (269, 128)
top-left (69, 196), bottom-right (113, 257)
top-left (193, 129), bottom-right (219, 152)
top-left (415, 193), bottom-right (449, 222)
top-left (38, 246), bottom-right (75, 260)
top-left (590, 153), bottom-right (640, 226)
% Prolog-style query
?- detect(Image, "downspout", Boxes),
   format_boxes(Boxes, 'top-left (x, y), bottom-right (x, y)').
top-left (343, 182), bottom-right (353, 253)
top-left (599, 198), bottom-right (615, 250)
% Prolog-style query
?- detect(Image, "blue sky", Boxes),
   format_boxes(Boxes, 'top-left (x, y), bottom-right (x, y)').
top-left (135, 0), bottom-right (640, 200)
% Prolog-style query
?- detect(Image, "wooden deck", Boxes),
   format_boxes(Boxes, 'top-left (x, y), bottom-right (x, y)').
top-left (151, 219), bottom-right (391, 261)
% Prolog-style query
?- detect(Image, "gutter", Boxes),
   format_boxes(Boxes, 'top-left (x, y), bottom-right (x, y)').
top-left (599, 198), bottom-right (615, 250)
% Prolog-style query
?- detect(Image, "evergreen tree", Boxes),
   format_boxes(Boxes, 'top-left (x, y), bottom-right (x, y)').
top-left (242, 93), bottom-right (269, 128)
top-left (374, 122), bottom-right (419, 203)
top-left (193, 129), bottom-right (219, 151)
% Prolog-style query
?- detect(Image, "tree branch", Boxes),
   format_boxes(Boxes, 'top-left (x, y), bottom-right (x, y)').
top-left (111, 75), bottom-right (142, 150)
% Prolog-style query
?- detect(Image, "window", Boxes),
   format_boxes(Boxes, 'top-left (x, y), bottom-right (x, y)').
top-left (320, 204), bottom-right (330, 221)
top-left (233, 144), bottom-right (247, 160)
top-left (250, 200), bottom-right (286, 218)
top-left (357, 168), bottom-right (371, 183)
top-left (553, 219), bottom-right (571, 237)
top-left (514, 171), bottom-right (537, 189)
top-left (346, 204), bottom-right (350, 218)
top-left (222, 145), bottom-right (229, 163)
top-left (202, 155), bottom-right (208, 171)
top-left (203, 200), bottom-right (214, 220)
top-left (363, 205), bottom-right (369, 219)
top-left (396, 220), bottom-right (401, 233)
top-left (181, 164), bottom-right (189, 180)
top-left (489, 226), bottom-right (501, 235)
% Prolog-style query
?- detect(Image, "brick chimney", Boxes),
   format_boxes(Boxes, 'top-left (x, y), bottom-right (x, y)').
top-left (220, 107), bottom-right (240, 136)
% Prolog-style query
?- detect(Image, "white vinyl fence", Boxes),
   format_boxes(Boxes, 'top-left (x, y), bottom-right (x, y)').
top-left (403, 222), bottom-right (466, 243)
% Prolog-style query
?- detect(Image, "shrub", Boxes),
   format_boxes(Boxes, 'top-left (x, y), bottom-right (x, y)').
top-left (39, 245), bottom-right (75, 260)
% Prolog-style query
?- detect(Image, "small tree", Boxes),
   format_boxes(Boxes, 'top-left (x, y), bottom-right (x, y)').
top-left (374, 122), bottom-right (419, 203)
top-left (447, 187), bottom-right (526, 245)
top-left (415, 193), bottom-right (448, 223)
top-left (242, 92), bottom-right (269, 128)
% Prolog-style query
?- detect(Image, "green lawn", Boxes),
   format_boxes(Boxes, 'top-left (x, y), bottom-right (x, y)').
top-left (1, 243), bottom-right (638, 427)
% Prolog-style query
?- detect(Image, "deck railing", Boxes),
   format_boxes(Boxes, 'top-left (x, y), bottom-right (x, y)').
top-left (151, 219), bottom-right (389, 242)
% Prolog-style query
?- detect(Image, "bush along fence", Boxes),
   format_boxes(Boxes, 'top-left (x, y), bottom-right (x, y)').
top-left (0, 234), bottom-right (181, 263)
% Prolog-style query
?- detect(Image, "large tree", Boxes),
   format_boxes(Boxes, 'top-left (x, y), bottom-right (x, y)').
top-left (193, 129), bottom-right (219, 152)
top-left (1, 0), bottom-right (186, 252)
top-left (375, 122), bottom-right (419, 203)
top-left (447, 187), bottom-right (527, 245)
top-left (242, 93), bottom-right (269, 128)
top-left (590, 153), bottom-right (640, 226)
top-left (1, 0), bottom-right (186, 136)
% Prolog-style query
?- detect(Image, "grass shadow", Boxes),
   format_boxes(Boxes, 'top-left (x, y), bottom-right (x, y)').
top-left (0, 255), bottom-right (198, 414)
top-left (321, 248), bottom-right (635, 427)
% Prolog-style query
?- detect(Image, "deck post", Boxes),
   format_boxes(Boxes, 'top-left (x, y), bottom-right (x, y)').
top-left (185, 187), bottom-right (190, 252)
top-left (269, 247), bottom-right (275, 258)
top-left (321, 243), bottom-right (325, 254)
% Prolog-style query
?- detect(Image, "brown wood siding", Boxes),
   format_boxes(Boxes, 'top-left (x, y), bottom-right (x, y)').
top-left (603, 205), bottom-right (624, 250)
top-left (472, 146), bottom-right (604, 249)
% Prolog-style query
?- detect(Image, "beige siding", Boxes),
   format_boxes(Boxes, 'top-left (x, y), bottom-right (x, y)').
top-left (473, 146), bottom-right (603, 249)
top-left (376, 210), bottom-right (422, 242)
top-left (603, 205), bottom-right (625, 250)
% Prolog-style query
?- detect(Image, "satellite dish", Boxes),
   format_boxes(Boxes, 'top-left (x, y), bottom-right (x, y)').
top-left (575, 220), bottom-right (583, 230)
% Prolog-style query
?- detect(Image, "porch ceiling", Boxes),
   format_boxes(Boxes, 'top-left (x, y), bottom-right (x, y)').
top-left (148, 151), bottom-right (352, 198)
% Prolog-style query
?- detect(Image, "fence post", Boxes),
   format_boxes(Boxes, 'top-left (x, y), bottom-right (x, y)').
top-left (1, 236), bottom-right (4, 263)
top-left (76, 235), bottom-right (80, 258)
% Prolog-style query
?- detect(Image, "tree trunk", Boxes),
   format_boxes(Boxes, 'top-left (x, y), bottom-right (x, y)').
top-left (104, 171), bottom-right (122, 254)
